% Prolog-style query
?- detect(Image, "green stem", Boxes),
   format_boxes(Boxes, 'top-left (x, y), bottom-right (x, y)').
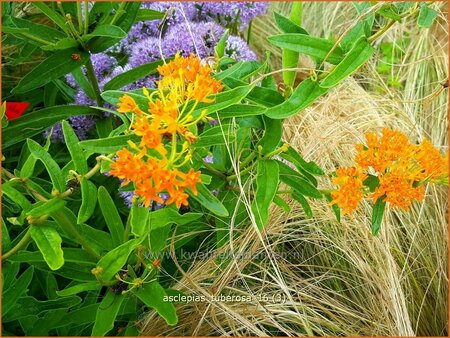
top-left (76, 1), bottom-right (83, 34)
top-left (238, 152), bottom-right (257, 170)
top-left (368, 19), bottom-right (396, 43)
top-left (85, 58), bottom-right (104, 106)
top-left (83, 0), bottom-right (89, 35)
top-left (110, 2), bottom-right (126, 26)
top-left (282, 2), bottom-right (303, 92)
top-left (2, 227), bottom-right (32, 261)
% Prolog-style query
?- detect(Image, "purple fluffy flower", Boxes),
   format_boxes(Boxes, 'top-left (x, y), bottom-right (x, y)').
top-left (163, 21), bottom-right (225, 58)
top-left (91, 53), bottom-right (118, 78)
top-left (195, 2), bottom-right (268, 30)
top-left (128, 37), bottom-right (162, 67)
top-left (225, 35), bottom-right (257, 61)
top-left (44, 115), bottom-right (97, 142)
top-left (120, 191), bottom-right (135, 208)
top-left (204, 155), bottom-right (214, 164)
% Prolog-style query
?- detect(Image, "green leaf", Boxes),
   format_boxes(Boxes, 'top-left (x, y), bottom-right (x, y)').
top-left (101, 89), bottom-right (148, 108)
top-left (187, 183), bottom-right (229, 217)
top-left (32, 2), bottom-right (70, 34)
top-left (2, 218), bottom-right (11, 252)
top-left (215, 29), bottom-right (229, 58)
top-left (272, 195), bottom-right (291, 213)
top-left (194, 123), bottom-right (237, 148)
top-left (251, 160), bottom-right (279, 230)
top-left (135, 8), bottom-right (165, 21)
top-left (92, 291), bottom-right (126, 336)
top-left (130, 205), bottom-right (150, 237)
top-left (277, 161), bottom-right (322, 199)
top-left (132, 281), bottom-right (178, 325)
top-left (28, 198), bottom-right (66, 218)
top-left (40, 38), bottom-right (79, 51)
top-left (257, 116), bottom-right (282, 155)
top-left (77, 179), bottom-right (97, 224)
top-left (283, 146), bottom-right (325, 176)
top-left (325, 193), bottom-right (340, 223)
top-left (265, 78), bottom-right (328, 119)
top-left (12, 48), bottom-right (89, 94)
top-left (218, 104), bottom-right (266, 118)
top-left (320, 37), bottom-right (374, 88)
top-left (6, 17), bottom-right (66, 43)
top-left (79, 134), bottom-right (140, 155)
top-left (70, 67), bottom-right (96, 100)
top-left (292, 191), bottom-right (313, 218)
top-left (103, 59), bottom-right (165, 91)
top-left (83, 24), bottom-right (126, 41)
top-left (268, 34), bottom-right (344, 65)
top-left (27, 139), bottom-right (65, 192)
top-left (371, 198), bottom-right (386, 235)
top-left (377, 4), bottom-right (402, 21)
top-left (98, 186), bottom-right (125, 247)
top-left (3, 105), bottom-right (99, 149)
top-left (363, 174), bottom-right (380, 193)
top-left (2, 266), bottom-right (34, 316)
top-left (192, 85), bottom-right (254, 118)
top-left (62, 121), bottom-right (88, 174)
top-left (3, 295), bottom-right (81, 323)
top-left (96, 239), bottom-right (140, 282)
top-left (30, 226), bottom-right (64, 270)
top-left (274, 12), bottom-right (308, 34)
top-left (56, 282), bottom-right (101, 297)
top-left (2, 182), bottom-right (32, 211)
top-left (9, 248), bottom-right (97, 265)
top-left (418, 3), bottom-right (438, 28)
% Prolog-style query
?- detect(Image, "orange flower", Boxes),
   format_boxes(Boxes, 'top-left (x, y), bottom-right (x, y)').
top-left (111, 55), bottom-right (220, 209)
top-left (330, 166), bottom-right (367, 217)
top-left (117, 95), bottom-right (144, 115)
top-left (414, 139), bottom-right (448, 183)
top-left (371, 165), bottom-right (425, 209)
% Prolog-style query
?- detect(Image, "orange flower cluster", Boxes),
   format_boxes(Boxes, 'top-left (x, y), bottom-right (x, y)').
top-left (110, 54), bottom-right (223, 208)
top-left (331, 129), bottom-right (448, 216)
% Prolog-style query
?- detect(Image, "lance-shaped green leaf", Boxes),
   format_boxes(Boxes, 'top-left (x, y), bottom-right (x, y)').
top-left (268, 34), bottom-right (344, 64)
top-left (79, 134), bottom-right (140, 156)
top-left (132, 281), bottom-right (178, 325)
top-left (62, 121), bottom-right (88, 174)
top-left (70, 67), bottom-right (96, 100)
top-left (27, 139), bottom-right (65, 192)
top-left (28, 198), bottom-right (66, 218)
top-left (2, 218), bottom-right (11, 252)
top-left (83, 24), bottom-right (126, 42)
top-left (265, 78), bottom-right (328, 119)
top-left (277, 161), bottom-right (322, 199)
top-left (282, 146), bottom-right (325, 176)
top-left (193, 123), bottom-right (237, 148)
top-left (3, 105), bottom-right (99, 149)
top-left (9, 248), bottom-right (97, 265)
top-left (371, 198), bottom-right (386, 235)
top-left (274, 12), bottom-right (308, 35)
top-left (104, 59), bottom-right (165, 91)
top-left (320, 37), bottom-right (374, 89)
top-left (2, 266), bottom-right (34, 316)
top-left (56, 282), bottom-right (101, 297)
top-left (135, 8), bottom-right (165, 21)
top-left (257, 116), bottom-right (282, 155)
top-left (2, 182), bottom-right (32, 211)
top-left (215, 29), bottom-right (229, 58)
top-left (96, 239), bottom-right (140, 282)
top-left (40, 38), bottom-right (79, 51)
top-left (192, 85), bottom-right (254, 118)
top-left (130, 205), bottom-right (150, 237)
top-left (251, 160), bottom-right (279, 230)
top-left (77, 179), bottom-right (97, 224)
top-left (98, 186), bottom-right (124, 247)
top-left (325, 193), bottom-right (340, 223)
top-left (92, 291), bottom-right (126, 336)
top-left (218, 104), bottom-right (266, 118)
top-left (30, 226), bottom-right (64, 270)
top-left (5, 17), bottom-right (66, 44)
top-left (292, 191), bottom-right (313, 218)
top-left (32, 2), bottom-right (70, 34)
top-left (418, 3), bottom-right (438, 28)
top-left (12, 48), bottom-right (89, 94)
top-left (187, 183), bottom-right (229, 217)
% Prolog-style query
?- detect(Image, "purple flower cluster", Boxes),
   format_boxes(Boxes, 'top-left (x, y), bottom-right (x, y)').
top-left (119, 191), bottom-right (169, 210)
top-left (48, 2), bottom-right (267, 142)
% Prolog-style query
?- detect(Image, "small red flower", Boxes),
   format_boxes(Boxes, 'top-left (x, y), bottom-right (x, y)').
top-left (5, 102), bottom-right (29, 121)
